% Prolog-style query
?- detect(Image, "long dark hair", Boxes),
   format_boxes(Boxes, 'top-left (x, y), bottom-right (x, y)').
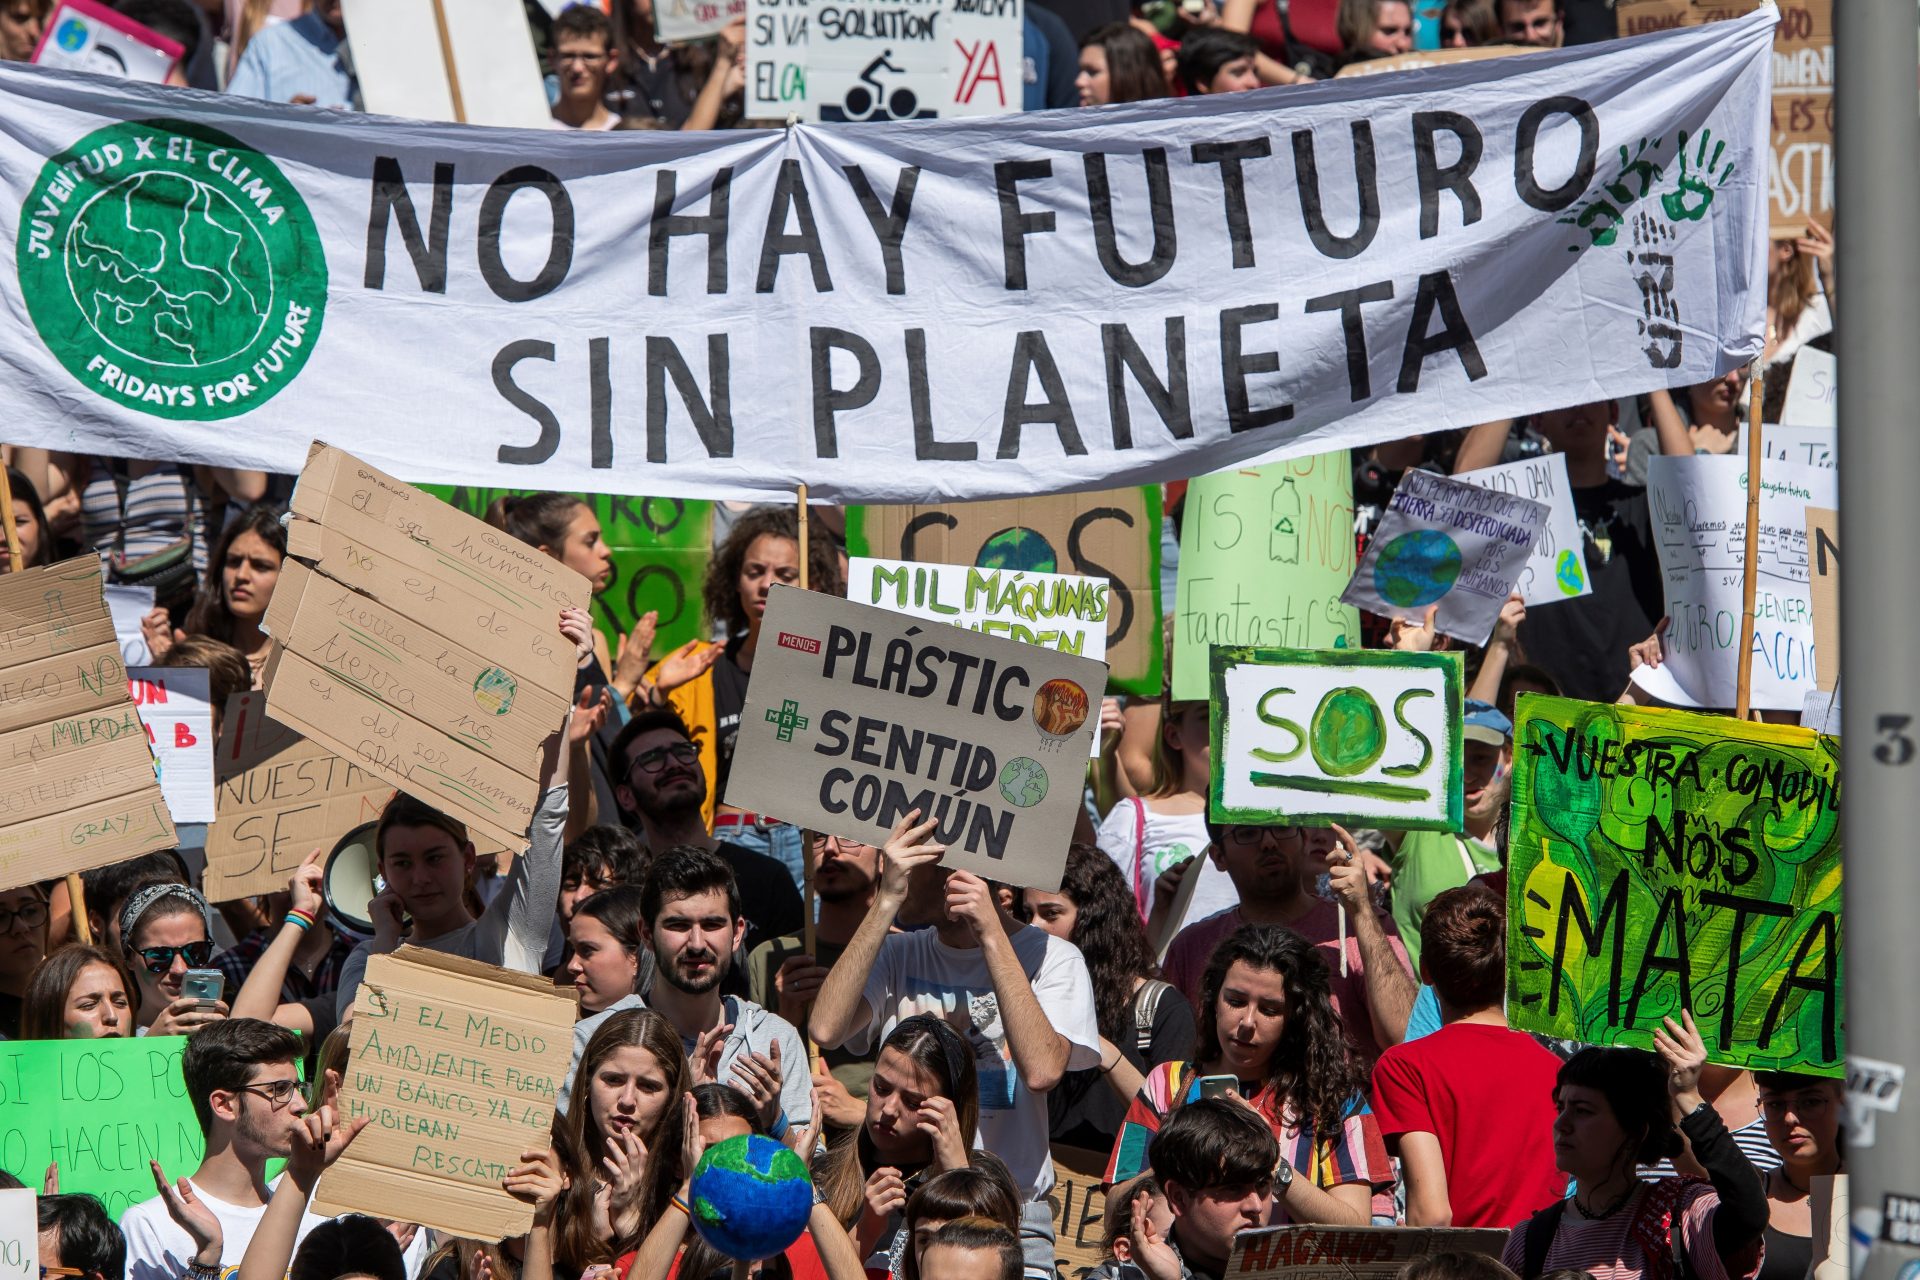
top-left (1081, 23), bottom-right (1166, 104)
top-left (703, 506), bottom-right (841, 639)
top-left (4, 468), bottom-right (51, 569)
top-left (1055, 845), bottom-right (1159, 1045)
top-left (183, 503), bottom-right (285, 643)
top-left (1193, 925), bottom-right (1368, 1139)
top-left (22, 943), bottom-right (133, 1040)
top-left (485, 492), bottom-right (587, 557)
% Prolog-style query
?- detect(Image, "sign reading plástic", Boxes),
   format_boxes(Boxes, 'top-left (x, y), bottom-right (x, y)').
top-left (1507, 697), bottom-right (1842, 1074)
top-left (1212, 647), bottom-right (1463, 832)
top-left (727, 585), bottom-right (1104, 890)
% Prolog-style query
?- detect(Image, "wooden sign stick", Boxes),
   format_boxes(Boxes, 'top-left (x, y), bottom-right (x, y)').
top-left (797, 483), bottom-right (818, 1064)
top-left (1735, 359), bottom-right (1764, 720)
top-left (428, 0), bottom-right (467, 124)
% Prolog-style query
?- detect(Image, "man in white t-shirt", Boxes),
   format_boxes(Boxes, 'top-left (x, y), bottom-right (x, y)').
top-left (120, 1020), bottom-right (325, 1280)
top-left (811, 812), bottom-right (1102, 1280)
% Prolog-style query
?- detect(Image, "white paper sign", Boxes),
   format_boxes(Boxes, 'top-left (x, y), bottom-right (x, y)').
top-left (1646, 455), bottom-right (1836, 710)
top-left (1780, 347), bottom-right (1837, 427)
top-left (128, 665), bottom-right (215, 822)
top-left (0, 1187), bottom-right (36, 1280)
top-left (341, 0), bottom-right (550, 127)
top-left (1456, 453), bottom-right (1592, 607)
top-left (1738, 423), bottom-right (1834, 471)
top-left (105, 582), bottom-right (156, 666)
top-left (755, 0), bottom-right (1023, 121)
top-left (32, 0), bottom-right (181, 83)
top-left (657, 0), bottom-right (749, 43)
top-left (1342, 468), bottom-right (1551, 645)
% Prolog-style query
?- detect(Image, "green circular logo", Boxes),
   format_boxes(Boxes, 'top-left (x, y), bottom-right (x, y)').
top-left (18, 118), bottom-right (326, 420)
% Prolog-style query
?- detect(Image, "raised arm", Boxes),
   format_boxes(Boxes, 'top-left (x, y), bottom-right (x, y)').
top-left (229, 845), bottom-right (328, 1035)
top-left (1646, 388), bottom-right (1699, 458)
top-left (1468, 595), bottom-right (1525, 705)
top-left (237, 1107), bottom-right (370, 1280)
top-left (947, 871), bottom-right (1072, 1091)
top-left (1325, 827), bottom-right (1417, 1047)
top-left (1452, 419), bottom-right (1515, 475)
top-left (810, 811), bottom-right (943, 1049)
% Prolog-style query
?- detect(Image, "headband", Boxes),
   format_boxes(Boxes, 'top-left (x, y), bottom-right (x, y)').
top-left (119, 883), bottom-right (214, 951)
top-left (893, 1013), bottom-right (973, 1092)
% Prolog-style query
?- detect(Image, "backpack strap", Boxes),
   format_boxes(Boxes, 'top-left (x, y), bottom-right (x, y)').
top-left (1519, 1200), bottom-right (1569, 1280)
top-left (1133, 980), bottom-right (1171, 1055)
top-left (1129, 798), bottom-right (1150, 917)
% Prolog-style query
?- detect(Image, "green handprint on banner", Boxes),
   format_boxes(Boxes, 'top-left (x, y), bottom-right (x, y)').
top-left (1558, 137), bottom-right (1665, 249)
top-left (1661, 129), bottom-right (1734, 223)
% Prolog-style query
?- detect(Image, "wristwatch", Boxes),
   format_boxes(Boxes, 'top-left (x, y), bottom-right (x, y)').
top-left (1272, 1158), bottom-right (1295, 1194)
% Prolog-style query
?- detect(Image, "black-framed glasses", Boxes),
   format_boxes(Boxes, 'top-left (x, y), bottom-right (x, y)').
top-left (136, 940), bottom-right (215, 975)
top-left (1222, 825), bottom-right (1304, 849)
top-left (629, 742), bottom-right (699, 775)
top-left (235, 1078), bottom-right (303, 1109)
top-left (0, 899), bottom-right (46, 932)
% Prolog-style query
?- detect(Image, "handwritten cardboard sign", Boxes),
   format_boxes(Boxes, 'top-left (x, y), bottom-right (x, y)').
top-left (1507, 697), bottom-right (1842, 1074)
top-left (1228, 1226), bottom-right (1509, 1280)
top-left (726, 585), bottom-right (1104, 891)
top-left (1212, 647), bottom-right (1463, 832)
top-left (128, 665), bottom-right (214, 823)
top-left (1172, 454), bottom-right (1361, 702)
top-left (0, 555), bottom-right (175, 890)
top-left (317, 947), bottom-right (576, 1240)
top-left (1342, 469), bottom-right (1550, 646)
top-left (1456, 453), bottom-right (1593, 607)
top-left (1805, 507), bottom-right (1837, 693)
top-left (849, 488), bottom-right (1161, 696)
top-left (1045, 1144), bottom-right (1111, 1280)
top-left (0, 1036), bottom-right (203, 1220)
top-left (269, 443), bottom-right (588, 852)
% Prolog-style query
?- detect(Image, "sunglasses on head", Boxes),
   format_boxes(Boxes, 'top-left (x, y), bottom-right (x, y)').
top-left (136, 940), bottom-right (215, 974)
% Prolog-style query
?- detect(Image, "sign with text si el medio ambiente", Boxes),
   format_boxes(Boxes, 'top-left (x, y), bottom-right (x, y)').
top-left (727, 585), bottom-right (1105, 891)
top-left (1507, 696), bottom-right (1842, 1074)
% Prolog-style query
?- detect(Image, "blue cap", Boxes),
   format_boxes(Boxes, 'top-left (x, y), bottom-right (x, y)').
top-left (1463, 699), bottom-right (1513, 746)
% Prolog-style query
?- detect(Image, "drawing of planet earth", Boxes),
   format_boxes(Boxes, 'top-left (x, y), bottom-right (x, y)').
top-left (1555, 549), bottom-right (1586, 596)
top-left (999, 756), bottom-right (1049, 808)
top-left (1373, 530), bottom-right (1463, 608)
top-left (976, 526), bottom-right (1058, 574)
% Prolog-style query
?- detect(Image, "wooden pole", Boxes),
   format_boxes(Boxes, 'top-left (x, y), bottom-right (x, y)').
top-left (0, 467), bottom-right (92, 942)
top-left (796, 483), bottom-right (819, 1068)
top-left (1735, 360), bottom-right (1764, 720)
top-left (428, 0), bottom-right (468, 124)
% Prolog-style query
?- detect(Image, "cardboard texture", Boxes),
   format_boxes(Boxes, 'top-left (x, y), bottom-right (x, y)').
top-left (726, 585), bottom-right (1105, 891)
top-left (0, 1186), bottom-right (34, 1275)
top-left (129, 665), bottom-right (214, 823)
top-left (1172, 454), bottom-right (1361, 701)
top-left (1228, 1226), bottom-right (1509, 1279)
top-left (315, 947), bottom-right (576, 1241)
top-left (1045, 1144), bottom-right (1112, 1279)
top-left (847, 488), bottom-right (1162, 696)
top-left (1334, 44), bottom-right (1526, 75)
top-left (1506, 697), bottom-right (1842, 1074)
top-left (1211, 647), bottom-right (1464, 832)
top-left (0, 1036), bottom-right (204, 1221)
top-left (0, 556), bottom-right (175, 889)
top-left (1806, 507), bottom-right (1837, 693)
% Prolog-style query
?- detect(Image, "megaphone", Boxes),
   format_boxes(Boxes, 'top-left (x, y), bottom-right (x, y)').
top-left (322, 820), bottom-right (384, 937)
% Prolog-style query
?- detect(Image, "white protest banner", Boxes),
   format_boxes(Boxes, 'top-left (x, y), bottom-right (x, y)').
top-left (1211, 646), bottom-right (1462, 832)
top-left (104, 583), bottom-right (154, 665)
top-left (1456, 452), bottom-right (1592, 607)
top-left (1780, 346), bottom-right (1836, 427)
top-left (1806, 504), bottom-right (1836, 693)
top-left (32, 0), bottom-right (181, 83)
top-left (1645, 455), bottom-right (1834, 709)
top-left (341, 0), bottom-right (551, 128)
top-left (128, 664), bottom-right (214, 822)
top-left (1341, 468), bottom-right (1550, 645)
top-left (1738, 423), bottom-right (1834, 471)
top-left (657, 0), bottom-right (748, 42)
top-left (727, 584), bottom-right (1103, 890)
top-left (0, 1187), bottom-right (33, 1279)
top-left (0, 13), bottom-right (1772, 503)
top-left (748, 0), bottom-right (1021, 121)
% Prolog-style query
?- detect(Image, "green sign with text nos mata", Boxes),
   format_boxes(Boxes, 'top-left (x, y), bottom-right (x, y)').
top-left (1506, 697), bottom-right (1841, 1074)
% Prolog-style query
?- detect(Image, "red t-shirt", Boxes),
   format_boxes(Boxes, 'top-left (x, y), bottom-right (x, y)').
top-left (615, 1232), bottom-right (829, 1280)
top-left (1370, 1021), bottom-right (1566, 1229)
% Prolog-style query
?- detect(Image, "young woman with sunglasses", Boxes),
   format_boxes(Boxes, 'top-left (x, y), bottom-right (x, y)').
top-left (120, 884), bottom-right (304, 1037)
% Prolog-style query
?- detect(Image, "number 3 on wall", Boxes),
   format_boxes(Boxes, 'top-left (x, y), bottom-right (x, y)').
top-left (1875, 714), bottom-right (1914, 766)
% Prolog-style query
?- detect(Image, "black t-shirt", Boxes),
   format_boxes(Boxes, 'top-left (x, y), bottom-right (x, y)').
top-left (715, 839), bottom-right (805, 996)
top-left (0, 991), bottom-right (20, 1041)
top-left (1049, 980), bottom-right (1195, 1152)
top-left (1517, 479), bottom-right (1665, 704)
top-left (1030, 0), bottom-right (1127, 42)
top-left (710, 636), bottom-right (751, 809)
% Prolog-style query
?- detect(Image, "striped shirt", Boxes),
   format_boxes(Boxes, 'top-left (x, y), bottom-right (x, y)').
top-left (80, 461), bottom-right (207, 575)
top-left (1642, 1116), bottom-right (1782, 1181)
top-left (1500, 1181), bottom-right (1759, 1280)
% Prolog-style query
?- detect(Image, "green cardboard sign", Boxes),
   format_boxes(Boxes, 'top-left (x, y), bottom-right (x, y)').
top-left (421, 488), bottom-right (713, 661)
top-left (1506, 697), bottom-right (1843, 1074)
top-left (1172, 455), bottom-right (1360, 702)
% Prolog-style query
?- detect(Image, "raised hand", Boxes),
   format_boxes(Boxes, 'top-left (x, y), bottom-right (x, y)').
top-left (1628, 616), bottom-right (1672, 672)
top-left (1389, 604), bottom-right (1440, 653)
top-left (559, 606), bottom-right (595, 668)
top-left (1492, 593), bottom-right (1526, 647)
top-left (773, 953), bottom-right (830, 1024)
top-left (149, 1159), bottom-right (223, 1267)
top-left (150, 996), bottom-right (229, 1037)
top-left (612, 611), bottom-right (659, 696)
top-left (942, 870), bottom-right (997, 939)
top-left (915, 1095), bottom-right (970, 1172)
top-left (140, 607), bottom-right (182, 661)
top-left (730, 1043), bottom-right (785, 1128)
top-left (690, 1022), bottom-right (732, 1087)
top-left (569, 685), bottom-right (613, 744)
top-left (877, 809), bottom-right (945, 906)
top-left (1652, 1008), bottom-right (1708, 1120)
top-left (285, 1103), bottom-right (370, 1192)
top-left (654, 640), bottom-right (721, 695)
top-left (863, 1166), bottom-right (907, 1220)
top-left (504, 1147), bottom-right (568, 1222)
top-left (288, 844), bottom-right (325, 920)
top-left (1126, 1188), bottom-right (1183, 1280)
top-left (1321, 824), bottom-right (1370, 912)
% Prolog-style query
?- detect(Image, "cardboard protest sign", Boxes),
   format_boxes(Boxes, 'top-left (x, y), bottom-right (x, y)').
top-left (1212, 647), bottom-right (1463, 832)
top-left (128, 665), bottom-right (214, 823)
top-left (1045, 1144), bottom-right (1112, 1280)
top-left (657, 0), bottom-right (747, 42)
top-left (849, 489), bottom-right (1160, 696)
top-left (1456, 453), bottom-right (1593, 608)
top-left (316, 947), bottom-right (576, 1240)
top-left (341, 0), bottom-right (551, 127)
top-left (0, 1188), bottom-right (32, 1277)
top-left (1645, 455), bottom-right (1834, 709)
top-left (1334, 45), bottom-right (1525, 76)
top-left (1507, 697), bottom-right (1842, 1074)
top-left (268, 444), bottom-right (587, 853)
top-left (1172, 454), bottom-right (1360, 702)
top-left (1781, 348), bottom-right (1837, 428)
top-left (1805, 507), bottom-right (1837, 694)
top-left (726, 585), bottom-right (1104, 890)
top-left (1229, 1226), bottom-right (1509, 1280)
top-left (0, 1036), bottom-right (203, 1219)
top-left (1342, 469), bottom-right (1550, 646)
top-left (0, 556), bottom-right (175, 890)
top-left (422, 486), bottom-right (714, 668)
top-left (32, 0), bottom-right (181, 82)
top-left (747, 0), bottom-right (1022, 121)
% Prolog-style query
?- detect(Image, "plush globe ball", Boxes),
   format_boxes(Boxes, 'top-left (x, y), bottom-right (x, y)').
top-left (688, 1134), bottom-right (813, 1261)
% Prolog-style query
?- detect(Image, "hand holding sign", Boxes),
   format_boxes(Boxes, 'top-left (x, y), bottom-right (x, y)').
top-left (876, 809), bottom-right (946, 907)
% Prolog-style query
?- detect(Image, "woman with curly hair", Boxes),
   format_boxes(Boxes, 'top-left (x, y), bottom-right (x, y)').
top-left (1103, 924), bottom-right (1390, 1224)
top-left (1023, 845), bottom-right (1193, 1152)
top-left (646, 505), bottom-right (841, 885)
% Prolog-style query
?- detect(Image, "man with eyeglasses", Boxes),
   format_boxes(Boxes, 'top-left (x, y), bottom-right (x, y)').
top-left (608, 708), bottom-right (803, 980)
top-left (1159, 819), bottom-right (1417, 1061)
top-left (549, 4), bottom-right (623, 130)
top-left (120, 1020), bottom-right (322, 1280)
top-left (0, 884), bottom-right (48, 1040)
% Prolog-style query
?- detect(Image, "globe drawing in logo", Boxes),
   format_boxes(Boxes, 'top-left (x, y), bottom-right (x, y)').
top-left (56, 17), bottom-right (89, 50)
top-left (999, 756), bottom-right (1049, 808)
top-left (1372, 530), bottom-right (1463, 608)
top-left (975, 527), bottom-right (1057, 575)
top-left (68, 170), bottom-right (271, 368)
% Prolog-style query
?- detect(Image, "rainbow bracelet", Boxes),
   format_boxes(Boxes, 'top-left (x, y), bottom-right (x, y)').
top-left (284, 908), bottom-right (317, 932)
